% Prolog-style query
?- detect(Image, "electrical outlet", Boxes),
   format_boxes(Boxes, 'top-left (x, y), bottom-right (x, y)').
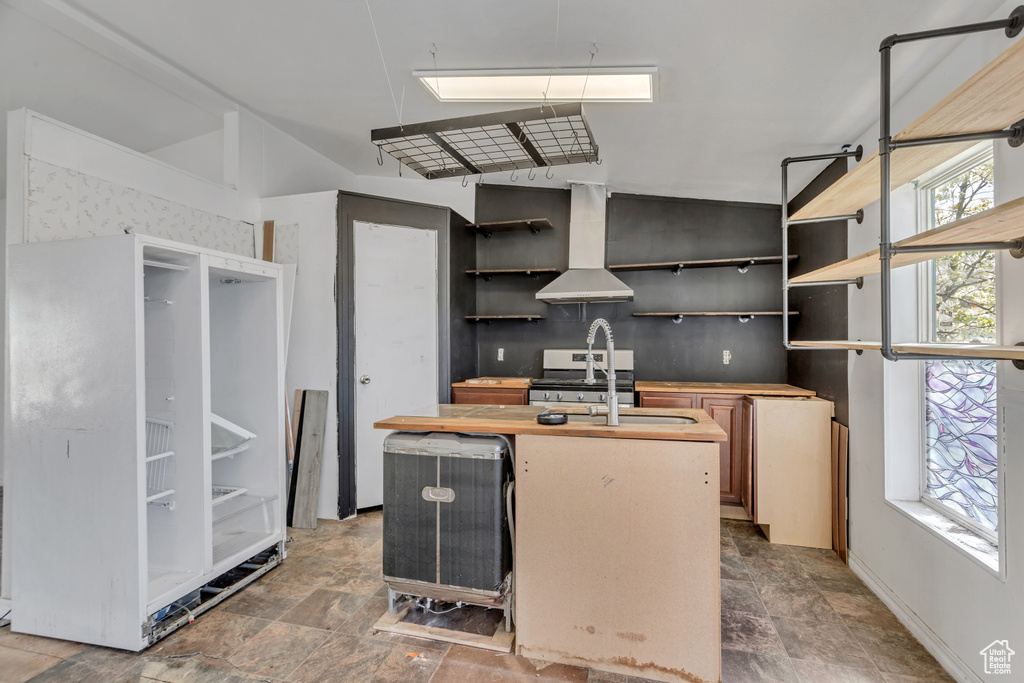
top-left (497, 348), bottom-right (504, 361)
top-left (723, 350), bottom-right (731, 365)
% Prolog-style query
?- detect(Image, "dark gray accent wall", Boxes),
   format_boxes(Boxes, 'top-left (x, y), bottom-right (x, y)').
top-left (336, 191), bottom-right (454, 517)
top-left (471, 185), bottom-right (788, 382)
top-left (449, 209), bottom-right (478, 385)
top-left (786, 158), bottom-right (850, 425)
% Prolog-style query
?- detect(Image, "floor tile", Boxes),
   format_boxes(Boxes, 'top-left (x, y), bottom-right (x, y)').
top-left (335, 596), bottom-right (451, 651)
top-left (786, 546), bottom-right (846, 570)
top-left (732, 536), bottom-right (798, 562)
top-left (757, 584), bottom-right (842, 623)
top-left (0, 643), bottom-right (61, 682)
top-left (822, 592), bottom-right (908, 633)
top-left (721, 610), bottom-right (788, 656)
top-left (24, 646), bottom-right (146, 683)
top-left (723, 520), bottom-right (767, 540)
top-left (0, 627), bottom-right (85, 659)
top-left (587, 670), bottom-right (663, 683)
top-left (369, 646), bottom-right (444, 683)
top-left (790, 659), bottom-right (886, 682)
top-left (805, 564), bottom-right (873, 596)
top-left (431, 644), bottom-right (589, 682)
top-left (323, 563), bottom-right (386, 596)
top-left (722, 554), bottom-right (752, 582)
top-left (149, 610), bottom-right (272, 658)
top-left (266, 555), bottom-right (346, 587)
top-left (227, 621), bottom-right (331, 679)
top-left (879, 673), bottom-right (954, 683)
top-left (285, 632), bottom-right (393, 683)
top-left (141, 653), bottom-right (254, 683)
top-left (721, 649), bottom-right (799, 682)
top-left (722, 579), bottom-right (767, 616)
top-left (848, 626), bottom-right (954, 681)
top-left (305, 535), bottom-right (378, 562)
top-left (772, 617), bottom-right (873, 671)
top-left (743, 557), bottom-right (817, 590)
top-left (278, 589), bottom-right (370, 631)
top-left (220, 579), bottom-right (317, 621)
top-left (722, 535), bottom-right (741, 556)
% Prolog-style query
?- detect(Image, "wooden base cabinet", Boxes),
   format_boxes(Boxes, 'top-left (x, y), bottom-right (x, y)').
top-left (638, 392), bottom-right (744, 505)
top-left (742, 397), bottom-right (833, 548)
top-left (452, 386), bottom-right (528, 405)
top-left (8, 235), bottom-right (286, 650)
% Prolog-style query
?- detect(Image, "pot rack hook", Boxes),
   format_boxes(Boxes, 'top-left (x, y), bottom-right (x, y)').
top-left (545, 166), bottom-right (554, 180)
top-left (461, 174), bottom-right (469, 188)
top-left (510, 168), bottom-right (519, 182)
top-left (528, 167), bottom-right (536, 181)
top-left (376, 145), bottom-right (384, 166)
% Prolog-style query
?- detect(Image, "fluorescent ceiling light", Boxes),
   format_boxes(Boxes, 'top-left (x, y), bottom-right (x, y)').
top-left (413, 68), bottom-right (656, 103)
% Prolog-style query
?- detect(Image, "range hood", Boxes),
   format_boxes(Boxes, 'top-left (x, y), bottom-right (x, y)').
top-left (536, 184), bottom-right (633, 303)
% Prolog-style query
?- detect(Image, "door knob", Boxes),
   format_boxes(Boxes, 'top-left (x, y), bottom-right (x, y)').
top-left (359, 375), bottom-right (371, 384)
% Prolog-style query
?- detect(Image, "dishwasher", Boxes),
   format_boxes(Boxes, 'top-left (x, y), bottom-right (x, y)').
top-left (381, 431), bottom-right (513, 630)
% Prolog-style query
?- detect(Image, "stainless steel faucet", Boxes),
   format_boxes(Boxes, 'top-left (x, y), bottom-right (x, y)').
top-left (584, 318), bottom-right (618, 426)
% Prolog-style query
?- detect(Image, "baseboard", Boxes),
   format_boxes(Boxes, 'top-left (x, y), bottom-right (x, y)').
top-left (719, 504), bottom-right (751, 520)
top-left (848, 552), bottom-right (982, 683)
top-left (0, 596), bottom-right (11, 627)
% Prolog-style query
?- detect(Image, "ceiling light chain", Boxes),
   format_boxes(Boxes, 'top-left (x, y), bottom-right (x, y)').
top-left (365, 0), bottom-right (403, 129)
top-left (580, 43), bottom-right (598, 103)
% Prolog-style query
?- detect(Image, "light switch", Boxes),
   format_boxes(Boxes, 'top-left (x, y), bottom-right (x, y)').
top-left (497, 348), bottom-right (504, 361)
top-left (723, 350), bottom-right (731, 365)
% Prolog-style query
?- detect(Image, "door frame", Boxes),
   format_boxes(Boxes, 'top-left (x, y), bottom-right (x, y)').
top-left (336, 192), bottom-right (452, 519)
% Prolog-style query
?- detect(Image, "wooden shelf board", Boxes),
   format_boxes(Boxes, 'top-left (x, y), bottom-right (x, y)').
top-left (633, 311), bottom-right (798, 317)
top-left (467, 218), bottom-right (554, 234)
top-left (466, 268), bottom-right (561, 277)
top-left (466, 315), bottom-right (545, 322)
top-left (790, 195), bottom-right (1024, 284)
top-left (790, 340), bottom-right (1024, 360)
top-left (609, 255), bottom-right (795, 271)
top-left (790, 35), bottom-right (1024, 222)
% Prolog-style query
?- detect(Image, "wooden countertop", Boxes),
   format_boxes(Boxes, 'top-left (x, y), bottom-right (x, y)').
top-left (636, 381), bottom-right (815, 397)
top-left (374, 404), bottom-right (727, 442)
top-left (451, 377), bottom-right (531, 388)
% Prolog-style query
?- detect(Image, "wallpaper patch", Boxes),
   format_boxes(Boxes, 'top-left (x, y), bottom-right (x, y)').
top-left (26, 158), bottom-right (254, 257)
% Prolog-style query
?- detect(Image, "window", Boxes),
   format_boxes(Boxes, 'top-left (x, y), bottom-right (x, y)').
top-left (919, 150), bottom-right (999, 541)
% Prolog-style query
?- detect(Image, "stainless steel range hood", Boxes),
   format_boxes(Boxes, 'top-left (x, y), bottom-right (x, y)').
top-left (536, 184), bottom-right (633, 303)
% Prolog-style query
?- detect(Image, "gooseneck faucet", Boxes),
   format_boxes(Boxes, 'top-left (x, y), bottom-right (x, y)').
top-left (584, 318), bottom-right (618, 426)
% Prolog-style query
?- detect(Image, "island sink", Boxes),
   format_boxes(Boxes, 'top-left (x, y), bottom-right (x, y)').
top-left (562, 413), bottom-right (697, 425)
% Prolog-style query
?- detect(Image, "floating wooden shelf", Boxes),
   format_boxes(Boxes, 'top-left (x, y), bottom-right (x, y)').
top-left (610, 255), bottom-right (796, 273)
top-left (467, 218), bottom-right (554, 237)
top-left (634, 311), bottom-right (798, 322)
top-left (790, 340), bottom-right (1024, 361)
top-left (467, 268), bottom-right (561, 280)
top-left (466, 315), bottom-right (545, 323)
top-left (791, 195), bottom-right (1024, 284)
top-left (790, 36), bottom-right (1024, 222)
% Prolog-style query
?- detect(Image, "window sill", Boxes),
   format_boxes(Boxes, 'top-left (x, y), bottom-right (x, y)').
top-left (886, 499), bottom-right (1001, 576)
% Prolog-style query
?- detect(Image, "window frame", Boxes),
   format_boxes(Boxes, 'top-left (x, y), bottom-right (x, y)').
top-left (914, 144), bottom-right (999, 545)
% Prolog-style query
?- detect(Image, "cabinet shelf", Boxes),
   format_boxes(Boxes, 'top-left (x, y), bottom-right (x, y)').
top-left (791, 195), bottom-right (1024, 284)
top-left (467, 268), bottom-right (561, 280)
top-left (146, 487), bottom-right (175, 504)
top-left (211, 413), bottom-right (256, 461)
top-left (790, 340), bottom-right (1024, 361)
top-left (143, 259), bottom-right (191, 271)
top-left (211, 486), bottom-right (248, 506)
top-left (610, 255), bottom-right (796, 273)
top-left (467, 218), bottom-right (554, 237)
top-left (467, 315), bottom-right (544, 323)
top-left (790, 35), bottom-right (1024, 222)
top-left (634, 311), bottom-right (798, 322)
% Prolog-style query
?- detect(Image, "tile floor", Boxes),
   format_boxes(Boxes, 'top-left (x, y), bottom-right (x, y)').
top-left (0, 510), bottom-right (954, 682)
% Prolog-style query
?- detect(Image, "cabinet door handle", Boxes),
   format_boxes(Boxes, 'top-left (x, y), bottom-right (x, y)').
top-left (359, 375), bottom-right (371, 385)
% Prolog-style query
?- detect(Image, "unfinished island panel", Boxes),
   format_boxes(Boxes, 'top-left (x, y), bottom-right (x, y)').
top-left (7, 234), bottom-right (285, 651)
top-left (514, 434), bottom-right (720, 683)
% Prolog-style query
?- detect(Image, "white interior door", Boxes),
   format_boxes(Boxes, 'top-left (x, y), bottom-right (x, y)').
top-left (353, 221), bottom-right (438, 509)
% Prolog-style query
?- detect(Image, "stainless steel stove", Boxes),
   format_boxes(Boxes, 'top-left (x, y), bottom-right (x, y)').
top-left (529, 349), bottom-right (635, 407)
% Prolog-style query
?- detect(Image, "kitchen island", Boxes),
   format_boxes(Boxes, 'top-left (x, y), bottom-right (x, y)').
top-left (375, 404), bottom-right (726, 683)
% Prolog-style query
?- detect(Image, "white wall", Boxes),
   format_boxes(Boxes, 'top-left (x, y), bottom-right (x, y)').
top-left (258, 191), bottom-right (340, 521)
top-left (842, 3), bottom-right (1024, 680)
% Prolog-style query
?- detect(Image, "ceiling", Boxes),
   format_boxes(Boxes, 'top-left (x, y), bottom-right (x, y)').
top-left (0, 0), bottom-right (1012, 204)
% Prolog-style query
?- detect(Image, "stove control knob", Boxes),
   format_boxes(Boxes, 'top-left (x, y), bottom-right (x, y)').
top-left (544, 392), bottom-right (550, 400)
top-left (599, 394), bottom-right (607, 401)
top-left (577, 393), bottom-right (585, 401)
top-left (556, 392), bottom-right (563, 401)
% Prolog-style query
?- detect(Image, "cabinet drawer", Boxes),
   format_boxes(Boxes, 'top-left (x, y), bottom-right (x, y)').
top-left (637, 392), bottom-right (697, 409)
top-left (452, 386), bottom-right (528, 405)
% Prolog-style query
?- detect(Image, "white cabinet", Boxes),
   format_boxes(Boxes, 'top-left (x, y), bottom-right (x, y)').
top-left (7, 234), bottom-right (286, 650)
